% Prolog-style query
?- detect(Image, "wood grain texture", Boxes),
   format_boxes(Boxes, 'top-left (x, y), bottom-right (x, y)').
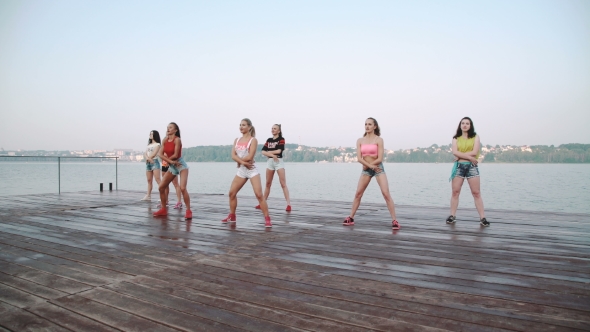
top-left (0, 190), bottom-right (588, 331)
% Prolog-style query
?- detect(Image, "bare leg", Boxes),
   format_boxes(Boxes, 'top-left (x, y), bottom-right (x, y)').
top-left (172, 176), bottom-right (182, 203)
top-left (350, 175), bottom-right (372, 218)
top-left (264, 169), bottom-right (275, 201)
top-left (250, 175), bottom-right (269, 217)
top-left (277, 168), bottom-right (291, 205)
top-left (375, 174), bottom-right (396, 220)
top-left (228, 176), bottom-right (248, 214)
top-left (146, 171), bottom-right (153, 196)
top-left (158, 172), bottom-right (176, 207)
top-left (467, 177), bottom-right (485, 219)
top-left (153, 169), bottom-right (161, 188)
top-left (178, 169), bottom-right (190, 210)
top-left (450, 177), bottom-right (465, 216)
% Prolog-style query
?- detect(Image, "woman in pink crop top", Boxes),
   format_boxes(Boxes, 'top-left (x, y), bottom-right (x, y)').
top-left (153, 122), bottom-right (192, 220)
top-left (343, 117), bottom-right (400, 230)
top-left (221, 118), bottom-right (272, 228)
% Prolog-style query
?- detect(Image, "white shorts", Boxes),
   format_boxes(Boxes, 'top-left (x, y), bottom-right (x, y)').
top-left (237, 165), bottom-right (260, 179)
top-left (266, 158), bottom-right (284, 171)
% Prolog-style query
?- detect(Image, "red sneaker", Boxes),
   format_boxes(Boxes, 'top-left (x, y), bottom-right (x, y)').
top-left (285, 205), bottom-right (292, 212)
top-left (264, 216), bottom-right (272, 228)
top-left (392, 220), bottom-right (400, 230)
top-left (222, 213), bottom-right (236, 223)
top-left (185, 209), bottom-right (192, 220)
top-left (153, 208), bottom-right (168, 216)
top-left (254, 205), bottom-right (261, 209)
top-left (343, 216), bottom-right (354, 226)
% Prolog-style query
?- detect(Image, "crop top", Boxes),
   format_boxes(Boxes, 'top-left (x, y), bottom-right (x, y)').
top-left (163, 138), bottom-right (181, 159)
top-left (456, 136), bottom-right (480, 159)
top-left (262, 136), bottom-right (285, 158)
top-left (360, 144), bottom-right (378, 157)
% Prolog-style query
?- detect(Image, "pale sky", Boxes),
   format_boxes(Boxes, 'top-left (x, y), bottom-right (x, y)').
top-left (1, 0), bottom-right (589, 151)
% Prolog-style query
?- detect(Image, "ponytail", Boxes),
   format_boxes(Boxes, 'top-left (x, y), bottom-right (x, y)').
top-left (241, 118), bottom-right (255, 137)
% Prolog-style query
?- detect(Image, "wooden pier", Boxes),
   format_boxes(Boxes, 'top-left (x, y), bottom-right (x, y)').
top-left (0, 190), bottom-right (588, 331)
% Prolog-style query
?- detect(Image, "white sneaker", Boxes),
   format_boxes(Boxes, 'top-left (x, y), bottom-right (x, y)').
top-left (141, 195), bottom-right (151, 201)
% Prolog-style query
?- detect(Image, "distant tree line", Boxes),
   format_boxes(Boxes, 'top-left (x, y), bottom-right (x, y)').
top-left (182, 143), bottom-right (590, 163)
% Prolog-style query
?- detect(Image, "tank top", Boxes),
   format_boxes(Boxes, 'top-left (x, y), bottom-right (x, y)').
top-left (235, 137), bottom-right (254, 159)
top-left (456, 136), bottom-right (479, 159)
top-left (360, 144), bottom-right (378, 157)
top-left (163, 137), bottom-right (181, 158)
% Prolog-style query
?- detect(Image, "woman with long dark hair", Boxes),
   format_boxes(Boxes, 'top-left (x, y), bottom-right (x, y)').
top-left (343, 118), bottom-right (400, 229)
top-left (446, 117), bottom-right (489, 226)
top-left (222, 118), bottom-right (272, 227)
top-left (255, 124), bottom-right (291, 211)
top-left (142, 130), bottom-right (161, 201)
top-left (153, 122), bottom-right (192, 220)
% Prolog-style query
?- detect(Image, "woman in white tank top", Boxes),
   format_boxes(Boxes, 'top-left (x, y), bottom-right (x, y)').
top-left (221, 118), bottom-right (272, 228)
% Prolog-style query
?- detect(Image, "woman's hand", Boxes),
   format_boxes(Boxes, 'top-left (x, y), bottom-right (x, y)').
top-left (241, 160), bottom-right (254, 169)
top-left (147, 158), bottom-right (153, 164)
top-left (469, 156), bottom-right (478, 165)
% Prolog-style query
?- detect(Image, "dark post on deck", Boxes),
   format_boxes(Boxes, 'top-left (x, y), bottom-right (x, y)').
top-left (100, 183), bottom-right (103, 192)
top-left (109, 183), bottom-right (113, 191)
top-left (58, 157), bottom-right (61, 194)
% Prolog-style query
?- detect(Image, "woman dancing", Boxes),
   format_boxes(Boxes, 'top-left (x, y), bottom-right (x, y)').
top-left (343, 118), bottom-right (400, 230)
top-left (447, 117), bottom-right (489, 226)
top-left (153, 122), bottom-right (192, 220)
top-left (255, 124), bottom-right (291, 211)
top-left (142, 130), bottom-right (161, 201)
top-left (160, 153), bottom-right (183, 210)
top-left (222, 118), bottom-right (272, 227)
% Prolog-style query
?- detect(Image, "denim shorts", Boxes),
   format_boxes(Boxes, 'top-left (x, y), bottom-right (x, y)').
top-left (455, 162), bottom-right (479, 179)
top-left (266, 158), bottom-right (284, 171)
top-left (361, 163), bottom-right (385, 177)
top-left (146, 159), bottom-right (161, 171)
top-left (168, 157), bottom-right (189, 175)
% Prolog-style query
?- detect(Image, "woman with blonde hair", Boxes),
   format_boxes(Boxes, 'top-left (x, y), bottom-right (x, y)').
top-left (222, 118), bottom-right (272, 227)
top-left (255, 124), bottom-right (291, 211)
top-left (343, 118), bottom-right (400, 230)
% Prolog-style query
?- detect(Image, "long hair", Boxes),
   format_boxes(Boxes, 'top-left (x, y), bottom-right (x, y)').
top-left (242, 118), bottom-right (256, 137)
top-left (453, 117), bottom-right (476, 139)
top-left (363, 117), bottom-right (380, 137)
top-left (274, 124), bottom-right (283, 138)
top-left (169, 122), bottom-right (181, 138)
top-left (148, 130), bottom-right (161, 144)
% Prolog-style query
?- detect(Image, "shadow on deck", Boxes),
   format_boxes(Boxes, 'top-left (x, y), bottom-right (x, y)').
top-left (0, 190), bottom-right (588, 331)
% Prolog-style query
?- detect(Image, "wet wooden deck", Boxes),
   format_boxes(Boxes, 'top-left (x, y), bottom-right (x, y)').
top-left (0, 190), bottom-right (588, 331)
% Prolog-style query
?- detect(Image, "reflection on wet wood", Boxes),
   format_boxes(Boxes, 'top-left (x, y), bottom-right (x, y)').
top-left (0, 190), bottom-right (589, 331)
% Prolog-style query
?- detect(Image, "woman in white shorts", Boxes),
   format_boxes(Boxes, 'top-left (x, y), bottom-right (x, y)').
top-left (255, 124), bottom-right (291, 211)
top-left (222, 118), bottom-right (272, 227)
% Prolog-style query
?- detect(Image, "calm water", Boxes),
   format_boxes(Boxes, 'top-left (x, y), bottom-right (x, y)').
top-left (1, 162), bottom-right (589, 214)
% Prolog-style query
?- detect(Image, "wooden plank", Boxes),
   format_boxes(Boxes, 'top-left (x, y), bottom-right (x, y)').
top-left (26, 302), bottom-right (119, 332)
top-left (50, 295), bottom-right (181, 332)
top-left (0, 302), bottom-right (70, 332)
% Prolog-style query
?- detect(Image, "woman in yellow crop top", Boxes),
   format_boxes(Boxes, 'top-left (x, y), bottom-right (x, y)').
top-left (447, 117), bottom-right (489, 227)
top-left (343, 118), bottom-right (400, 230)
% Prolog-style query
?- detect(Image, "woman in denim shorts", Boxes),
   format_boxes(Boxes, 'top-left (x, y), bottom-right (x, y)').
top-left (343, 118), bottom-right (400, 230)
top-left (153, 122), bottom-right (192, 220)
top-left (447, 117), bottom-right (489, 227)
top-left (142, 130), bottom-right (161, 201)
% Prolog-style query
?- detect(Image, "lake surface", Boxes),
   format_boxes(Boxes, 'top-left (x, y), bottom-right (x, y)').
top-left (1, 162), bottom-right (589, 214)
